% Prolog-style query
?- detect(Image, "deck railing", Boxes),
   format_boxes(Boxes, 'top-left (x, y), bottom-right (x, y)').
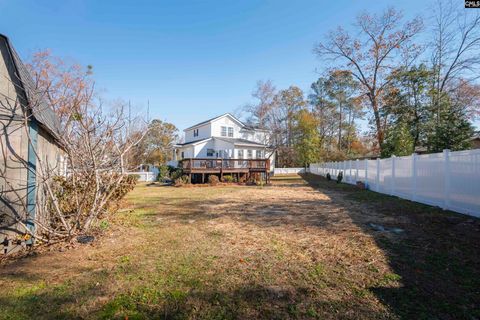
top-left (179, 158), bottom-right (269, 171)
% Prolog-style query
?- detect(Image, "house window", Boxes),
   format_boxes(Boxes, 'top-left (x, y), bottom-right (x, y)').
top-left (238, 150), bottom-right (244, 159)
top-left (207, 149), bottom-right (214, 157)
top-left (247, 150), bottom-right (253, 159)
top-left (219, 150), bottom-right (223, 158)
top-left (228, 127), bottom-right (234, 137)
top-left (193, 129), bottom-right (199, 137)
top-left (181, 152), bottom-right (185, 159)
top-left (256, 150), bottom-right (263, 158)
top-left (221, 126), bottom-right (227, 136)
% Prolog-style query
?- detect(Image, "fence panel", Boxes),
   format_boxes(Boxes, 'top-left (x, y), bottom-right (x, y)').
top-left (273, 168), bottom-right (306, 175)
top-left (448, 150), bottom-right (480, 216)
top-left (309, 149), bottom-right (480, 218)
top-left (378, 158), bottom-right (392, 194)
top-left (394, 155), bottom-right (413, 199)
top-left (366, 159), bottom-right (377, 189)
top-left (127, 171), bottom-right (158, 182)
top-left (415, 153), bottom-right (445, 208)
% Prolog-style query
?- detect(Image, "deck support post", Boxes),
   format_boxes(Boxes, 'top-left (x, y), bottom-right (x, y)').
top-left (202, 173), bottom-right (205, 184)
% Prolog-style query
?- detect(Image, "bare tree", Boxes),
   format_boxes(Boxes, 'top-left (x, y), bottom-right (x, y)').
top-left (314, 7), bottom-right (423, 151)
top-left (1, 52), bottom-right (148, 247)
top-left (245, 80), bottom-right (277, 128)
top-left (431, 1), bottom-right (480, 92)
top-left (430, 0), bottom-right (480, 120)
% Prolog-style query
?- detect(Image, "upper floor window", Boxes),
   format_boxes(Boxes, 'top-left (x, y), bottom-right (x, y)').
top-left (193, 129), bottom-right (199, 137)
top-left (207, 149), bottom-right (214, 157)
top-left (256, 150), bottom-right (263, 158)
top-left (238, 150), bottom-right (244, 159)
top-left (247, 150), bottom-right (253, 159)
top-left (221, 126), bottom-right (234, 137)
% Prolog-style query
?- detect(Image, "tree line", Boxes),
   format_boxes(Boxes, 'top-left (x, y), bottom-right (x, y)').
top-left (244, 2), bottom-right (480, 167)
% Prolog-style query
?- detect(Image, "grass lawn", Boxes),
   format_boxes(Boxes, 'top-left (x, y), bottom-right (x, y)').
top-left (0, 174), bottom-right (479, 319)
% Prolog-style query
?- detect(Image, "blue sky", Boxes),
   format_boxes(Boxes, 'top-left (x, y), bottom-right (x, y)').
top-left (1, 0), bottom-right (472, 132)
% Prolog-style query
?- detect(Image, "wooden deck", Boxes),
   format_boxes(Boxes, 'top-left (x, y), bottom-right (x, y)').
top-left (179, 158), bottom-right (270, 183)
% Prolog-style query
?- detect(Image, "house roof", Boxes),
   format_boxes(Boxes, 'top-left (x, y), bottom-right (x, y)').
top-left (184, 113), bottom-right (245, 131)
top-left (174, 137), bottom-right (212, 147)
top-left (175, 137), bottom-right (269, 149)
top-left (213, 137), bottom-right (268, 147)
top-left (0, 33), bottom-right (61, 142)
top-left (242, 125), bottom-right (269, 132)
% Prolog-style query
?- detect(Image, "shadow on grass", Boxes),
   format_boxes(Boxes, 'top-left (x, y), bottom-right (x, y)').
top-left (0, 278), bottom-right (391, 319)
top-left (301, 173), bottom-right (480, 320)
top-left (0, 269), bottom-right (110, 320)
top-left (97, 283), bottom-right (393, 320)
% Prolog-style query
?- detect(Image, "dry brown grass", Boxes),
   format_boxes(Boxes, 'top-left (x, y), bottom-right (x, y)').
top-left (0, 174), bottom-right (479, 319)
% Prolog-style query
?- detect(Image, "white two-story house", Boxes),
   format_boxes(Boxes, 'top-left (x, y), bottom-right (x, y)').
top-left (171, 113), bottom-right (274, 172)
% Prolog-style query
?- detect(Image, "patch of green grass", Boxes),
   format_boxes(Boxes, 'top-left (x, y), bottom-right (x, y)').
top-left (287, 303), bottom-right (299, 317)
top-left (306, 306), bottom-right (318, 317)
top-left (307, 263), bottom-right (326, 283)
top-left (382, 272), bottom-right (402, 283)
top-left (98, 219), bottom-right (110, 230)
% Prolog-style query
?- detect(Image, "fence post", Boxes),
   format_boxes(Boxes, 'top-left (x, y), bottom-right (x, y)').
top-left (346, 161), bottom-right (348, 181)
top-left (345, 161), bottom-right (348, 181)
top-left (376, 158), bottom-right (380, 192)
top-left (443, 149), bottom-right (450, 210)
top-left (349, 160), bottom-right (352, 183)
top-left (355, 159), bottom-right (359, 183)
top-left (365, 159), bottom-right (368, 187)
top-left (411, 153), bottom-right (417, 201)
top-left (391, 155), bottom-right (396, 196)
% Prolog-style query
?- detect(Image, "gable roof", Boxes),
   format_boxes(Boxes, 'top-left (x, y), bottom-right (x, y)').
top-left (184, 113), bottom-right (245, 131)
top-left (0, 33), bottom-right (61, 142)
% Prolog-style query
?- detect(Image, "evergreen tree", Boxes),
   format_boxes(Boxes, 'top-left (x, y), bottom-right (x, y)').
top-left (426, 95), bottom-right (474, 152)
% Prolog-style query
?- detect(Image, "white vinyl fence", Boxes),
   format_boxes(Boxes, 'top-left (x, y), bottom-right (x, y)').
top-left (310, 149), bottom-right (480, 218)
top-left (274, 167), bottom-right (306, 175)
top-left (127, 171), bottom-right (158, 182)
